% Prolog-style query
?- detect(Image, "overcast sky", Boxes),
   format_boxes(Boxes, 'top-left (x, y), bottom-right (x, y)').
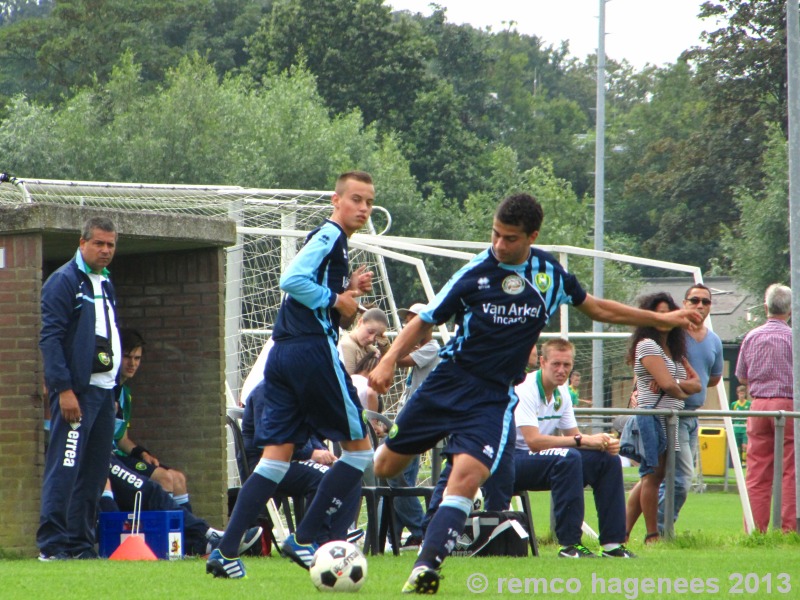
top-left (387, 0), bottom-right (718, 69)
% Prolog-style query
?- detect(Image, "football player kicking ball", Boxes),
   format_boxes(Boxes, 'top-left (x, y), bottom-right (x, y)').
top-left (369, 193), bottom-right (700, 594)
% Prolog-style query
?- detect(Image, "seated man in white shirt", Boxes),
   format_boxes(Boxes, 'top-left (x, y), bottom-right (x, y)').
top-left (484, 338), bottom-right (634, 558)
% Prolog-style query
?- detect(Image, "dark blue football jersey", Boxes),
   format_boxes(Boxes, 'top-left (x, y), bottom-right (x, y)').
top-left (272, 220), bottom-right (350, 343)
top-left (416, 246), bottom-right (586, 387)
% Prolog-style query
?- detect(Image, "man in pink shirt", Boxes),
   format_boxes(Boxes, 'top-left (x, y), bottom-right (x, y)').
top-left (735, 284), bottom-right (795, 532)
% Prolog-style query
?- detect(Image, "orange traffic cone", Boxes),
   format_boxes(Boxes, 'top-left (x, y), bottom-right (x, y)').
top-left (109, 534), bottom-right (158, 561)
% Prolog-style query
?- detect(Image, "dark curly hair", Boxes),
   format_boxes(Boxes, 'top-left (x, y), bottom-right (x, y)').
top-left (495, 193), bottom-right (543, 235)
top-left (626, 292), bottom-right (686, 366)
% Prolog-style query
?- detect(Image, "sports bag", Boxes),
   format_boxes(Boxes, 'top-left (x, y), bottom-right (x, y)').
top-left (450, 511), bottom-right (530, 557)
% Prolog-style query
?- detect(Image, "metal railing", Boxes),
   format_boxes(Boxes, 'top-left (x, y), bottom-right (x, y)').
top-left (574, 407), bottom-right (800, 538)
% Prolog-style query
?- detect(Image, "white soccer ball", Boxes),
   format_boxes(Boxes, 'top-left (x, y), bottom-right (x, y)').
top-left (309, 540), bottom-right (368, 592)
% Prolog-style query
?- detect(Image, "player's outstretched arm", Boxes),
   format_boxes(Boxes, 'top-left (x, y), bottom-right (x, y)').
top-left (577, 294), bottom-right (702, 329)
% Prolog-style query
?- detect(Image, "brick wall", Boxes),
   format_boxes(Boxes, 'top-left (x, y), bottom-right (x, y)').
top-left (113, 248), bottom-right (229, 527)
top-left (0, 233), bottom-right (44, 555)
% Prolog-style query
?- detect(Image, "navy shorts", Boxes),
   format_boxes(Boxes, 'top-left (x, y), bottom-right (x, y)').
top-left (385, 361), bottom-right (516, 474)
top-left (256, 336), bottom-right (366, 446)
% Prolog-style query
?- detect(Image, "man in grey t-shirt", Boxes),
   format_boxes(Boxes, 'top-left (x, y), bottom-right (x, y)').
top-left (657, 284), bottom-right (723, 532)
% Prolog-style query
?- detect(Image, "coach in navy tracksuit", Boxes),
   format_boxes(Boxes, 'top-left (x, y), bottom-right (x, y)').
top-left (38, 216), bottom-right (121, 560)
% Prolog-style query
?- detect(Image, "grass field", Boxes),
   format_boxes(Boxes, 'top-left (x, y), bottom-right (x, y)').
top-left (2, 487), bottom-right (798, 599)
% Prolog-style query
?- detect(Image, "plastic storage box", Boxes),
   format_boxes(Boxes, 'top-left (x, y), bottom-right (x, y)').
top-left (99, 510), bottom-right (184, 560)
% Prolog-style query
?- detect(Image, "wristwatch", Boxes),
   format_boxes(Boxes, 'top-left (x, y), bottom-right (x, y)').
top-left (574, 434), bottom-right (582, 447)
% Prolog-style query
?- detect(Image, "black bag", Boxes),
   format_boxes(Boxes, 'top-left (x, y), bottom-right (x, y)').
top-left (450, 511), bottom-right (530, 557)
top-left (92, 335), bottom-right (114, 373)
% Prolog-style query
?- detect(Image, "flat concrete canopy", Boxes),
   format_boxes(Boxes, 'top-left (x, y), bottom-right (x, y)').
top-left (0, 203), bottom-right (237, 261)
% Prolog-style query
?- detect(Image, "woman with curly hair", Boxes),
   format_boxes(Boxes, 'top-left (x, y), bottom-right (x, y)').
top-left (625, 292), bottom-right (700, 544)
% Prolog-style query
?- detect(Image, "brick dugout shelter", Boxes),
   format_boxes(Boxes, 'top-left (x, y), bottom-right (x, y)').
top-left (0, 199), bottom-right (236, 555)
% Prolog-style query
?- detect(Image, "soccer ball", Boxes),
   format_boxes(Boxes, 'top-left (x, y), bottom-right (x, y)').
top-left (309, 540), bottom-right (368, 592)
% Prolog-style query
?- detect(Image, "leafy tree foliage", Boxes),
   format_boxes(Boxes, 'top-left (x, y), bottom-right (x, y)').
top-left (246, 0), bottom-right (431, 129)
top-left (720, 126), bottom-right (789, 295)
top-left (1, 0), bottom-right (796, 289)
top-left (0, 52), bottom-right (418, 198)
top-left (0, 0), bottom-right (271, 104)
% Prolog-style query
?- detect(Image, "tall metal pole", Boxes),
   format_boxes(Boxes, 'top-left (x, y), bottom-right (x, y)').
top-left (591, 0), bottom-right (607, 428)
top-left (785, 0), bottom-right (800, 533)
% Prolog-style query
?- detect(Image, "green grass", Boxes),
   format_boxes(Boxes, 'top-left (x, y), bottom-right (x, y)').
top-left (3, 490), bottom-right (798, 599)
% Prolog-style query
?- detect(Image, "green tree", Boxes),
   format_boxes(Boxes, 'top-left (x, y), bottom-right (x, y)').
top-left (0, 52), bottom-right (419, 198)
top-left (0, 0), bottom-right (272, 104)
top-left (245, 0), bottom-right (432, 129)
top-left (720, 126), bottom-right (789, 295)
top-left (690, 0), bottom-right (788, 132)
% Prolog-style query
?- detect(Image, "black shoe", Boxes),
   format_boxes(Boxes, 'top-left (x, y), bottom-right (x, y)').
top-left (601, 544), bottom-right (636, 558)
top-left (558, 544), bottom-right (598, 558)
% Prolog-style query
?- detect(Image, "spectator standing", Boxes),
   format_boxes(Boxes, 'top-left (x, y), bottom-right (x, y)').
top-left (735, 284), bottom-right (796, 533)
top-left (657, 284), bottom-right (723, 532)
top-left (624, 292), bottom-right (700, 544)
top-left (38, 217), bottom-right (122, 560)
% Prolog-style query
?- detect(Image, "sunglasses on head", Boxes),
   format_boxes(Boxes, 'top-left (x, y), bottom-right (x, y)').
top-left (686, 297), bottom-right (711, 306)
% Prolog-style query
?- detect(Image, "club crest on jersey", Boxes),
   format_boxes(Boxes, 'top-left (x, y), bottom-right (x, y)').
top-left (501, 274), bottom-right (525, 295)
top-left (534, 273), bottom-right (552, 293)
top-left (135, 462), bottom-right (148, 471)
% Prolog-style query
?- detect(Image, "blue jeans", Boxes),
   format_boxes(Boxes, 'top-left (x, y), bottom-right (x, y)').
top-left (657, 415), bottom-right (697, 531)
top-left (387, 455), bottom-right (424, 538)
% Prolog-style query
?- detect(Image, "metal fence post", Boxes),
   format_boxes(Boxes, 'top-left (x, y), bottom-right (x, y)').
top-left (663, 412), bottom-right (678, 540)
top-left (772, 413), bottom-right (785, 531)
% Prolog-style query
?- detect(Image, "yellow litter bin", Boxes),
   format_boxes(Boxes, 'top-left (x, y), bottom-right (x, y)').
top-left (699, 427), bottom-right (727, 476)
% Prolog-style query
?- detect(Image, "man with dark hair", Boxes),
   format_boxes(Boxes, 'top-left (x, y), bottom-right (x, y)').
top-left (39, 216), bottom-right (121, 560)
top-left (657, 283), bottom-right (723, 532)
top-left (113, 329), bottom-right (193, 511)
top-left (207, 171), bottom-right (375, 579)
top-left (736, 284), bottom-right (795, 532)
top-left (369, 193), bottom-right (700, 593)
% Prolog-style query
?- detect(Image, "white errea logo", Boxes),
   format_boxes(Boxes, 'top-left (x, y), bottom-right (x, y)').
top-left (63, 430), bottom-right (80, 467)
